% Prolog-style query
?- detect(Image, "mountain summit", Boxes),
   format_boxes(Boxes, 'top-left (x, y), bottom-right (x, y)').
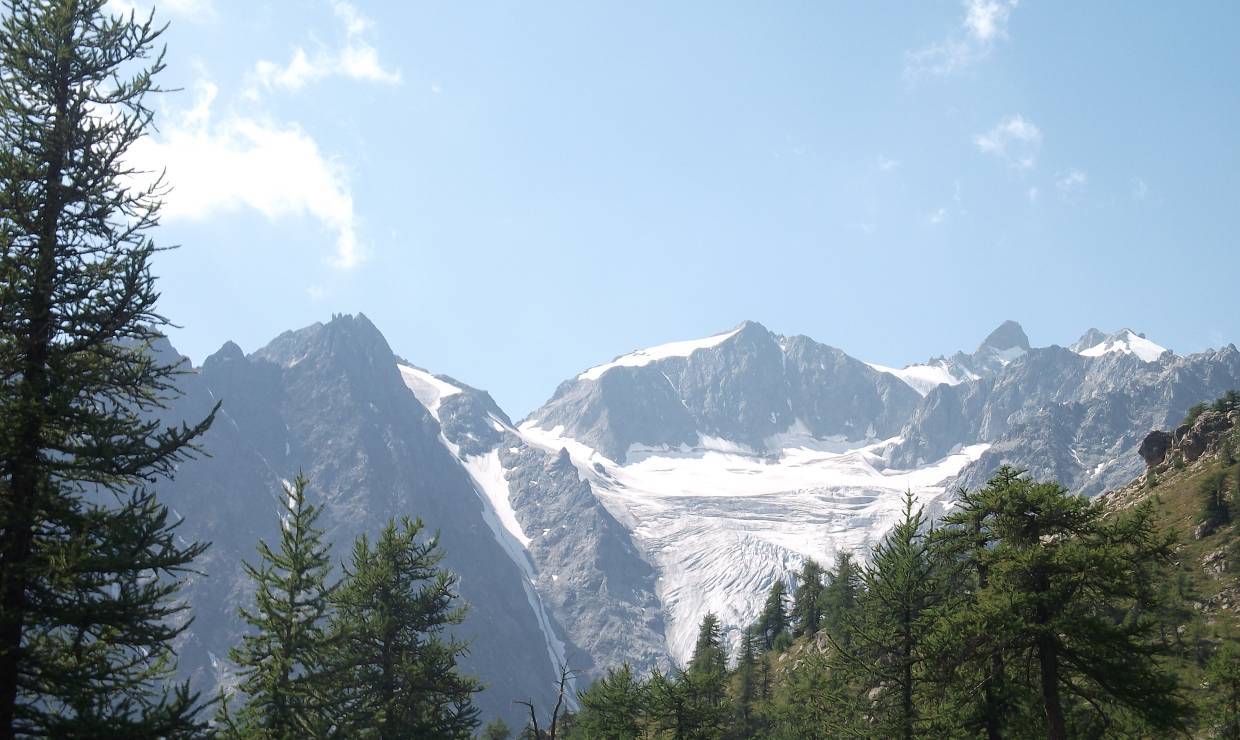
top-left (980, 319), bottom-right (1031, 352)
top-left (150, 315), bottom-right (1239, 725)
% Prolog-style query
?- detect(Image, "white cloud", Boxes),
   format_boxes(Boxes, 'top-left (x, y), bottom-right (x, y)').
top-left (928, 207), bottom-right (947, 225)
top-left (130, 81), bottom-right (362, 269)
top-left (107, 0), bottom-right (215, 21)
top-left (906, 0), bottom-right (1019, 78)
top-left (975, 114), bottom-right (1041, 169)
top-left (1027, 186), bottom-right (1039, 203)
top-left (248, 1), bottom-right (400, 97)
top-left (877, 155), bottom-right (901, 172)
top-left (964, 0), bottom-right (1017, 42)
top-left (1056, 168), bottom-right (1088, 193)
top-left (1131, 177), bottom-right (1149, 200)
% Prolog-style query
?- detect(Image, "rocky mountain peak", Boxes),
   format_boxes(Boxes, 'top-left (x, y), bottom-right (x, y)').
top-left (205, 340), bottom-right (245, 366)
top-left (979, 319), bottom-right (1030, 352)
top-left (1071, 328), bottom-right (1109, 353)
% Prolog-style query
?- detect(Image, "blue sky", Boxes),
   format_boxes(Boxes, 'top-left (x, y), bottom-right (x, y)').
top-left (128, 0), bottom-right (1240, 416)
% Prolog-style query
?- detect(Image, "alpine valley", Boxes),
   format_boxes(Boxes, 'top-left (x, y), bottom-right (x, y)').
top-left (154, 315), bottom-right (1240, 724)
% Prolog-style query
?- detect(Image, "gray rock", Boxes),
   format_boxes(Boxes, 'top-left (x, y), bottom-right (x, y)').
top-left (1138, 430), bottom-right (1172, 467)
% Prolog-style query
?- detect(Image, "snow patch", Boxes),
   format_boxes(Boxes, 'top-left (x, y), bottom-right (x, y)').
top-left (462, 450), bottom-right (532, 548)
top-left (459, 450), bottom-right (569, 691)
top-left (1077, 330), bottom-right (1167, 363)
top-left (867, 360), bottom-right (975, 396)
top-left (578, 327), bottom-right (742, 381)
top-left (518, 420), bottom-right (988, 664)
top-left (397, 363), bottom-right (462, 420)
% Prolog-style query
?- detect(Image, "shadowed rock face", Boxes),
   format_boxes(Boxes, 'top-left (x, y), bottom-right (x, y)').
top-left (900, 342), bottom-right (1240, 496)
top-left (1140, 430), bottom-right (1173, 466)
top-left (153, 315), bottom-right (562, 726)
top-left (149, 315), bottom-right (1240, 725)
top-left (528, 321), bottom-right (923, 462)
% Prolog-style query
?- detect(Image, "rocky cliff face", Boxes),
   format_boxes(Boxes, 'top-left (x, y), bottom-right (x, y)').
top-left (897, 343), bottom-right (1240, 496)
top-left (153, 315), bottom-right (1240, 719)
top-left (529, 320), bottom-right (922, 463)
top-left (155, 315), bottom-right (565, 725)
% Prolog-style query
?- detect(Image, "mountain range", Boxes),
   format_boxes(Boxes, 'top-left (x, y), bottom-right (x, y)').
top-left (152, 315), bottom-right (1240, 724)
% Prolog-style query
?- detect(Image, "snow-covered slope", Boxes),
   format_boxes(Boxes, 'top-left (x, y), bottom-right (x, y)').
top-left (157, 314), bottom-right (1240, 720)
top-left (519, 420), bottom-right (986, 661)
top-left (866, 360), bottom-right (976, 396)
top-left (579, 326), bottom-right (743, 381)
top-left (1073, 328), bottom-right (1168, 363)
top-left (397, 362), bottom-right (570, 685)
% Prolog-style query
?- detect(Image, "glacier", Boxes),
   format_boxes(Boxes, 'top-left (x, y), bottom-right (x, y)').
top-left (518, 420), bottom-right (988, 663)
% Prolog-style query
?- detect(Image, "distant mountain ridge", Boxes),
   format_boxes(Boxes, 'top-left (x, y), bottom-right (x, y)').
top-left (156, 314), bottom-right (1239, 723)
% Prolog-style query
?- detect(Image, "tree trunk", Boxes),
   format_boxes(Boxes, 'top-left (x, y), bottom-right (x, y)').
top-left (0, 30), bottom-right (70, 734)
top-left (902, 607), bottom-right (914, 740)
top-left (984, 651), bottom-right (1005, 740)
top-left (1037, 635), bottom-right (1066, 740)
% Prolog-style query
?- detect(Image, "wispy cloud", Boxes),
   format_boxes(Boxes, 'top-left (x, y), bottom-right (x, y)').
top-left (975, 114), bottom-right (1041, 169)
top-left (1056, 168), bottom-right (1088, 193)
top-left (876, 155), bottom-right (901, 172)
top-left (247, 1), bottom-right (400, 98)
top-left (905, 0), bottom-right (1019, 78)
top-left (1131, 177), bottom-right (1149, 201)
top-left (130, 80), bottom-right (362, 269)
top-left (928, 207), bottom-right (947, 225)
top-left (107, 0), bottom-right (215, 21)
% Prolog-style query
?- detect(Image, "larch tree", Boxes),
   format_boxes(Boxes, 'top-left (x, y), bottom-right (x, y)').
top-left (0, 1), bottom-right (214, 736)
top-left (328, 516), bottom-right (480, 739)
top-left (222, 474), bottom-right (336, 739)
top-left (934, 467), bottom-right (1188, 739)
top-left (835, 491), bottom-right (942, 740)
top-left (790, 558), bottom-right (824, 637)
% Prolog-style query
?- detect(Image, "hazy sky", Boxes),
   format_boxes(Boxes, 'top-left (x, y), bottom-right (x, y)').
top-left (127, 0), bottom-right (1240, 416)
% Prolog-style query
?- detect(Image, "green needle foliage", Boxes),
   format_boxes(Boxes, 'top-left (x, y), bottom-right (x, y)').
top-left (930, 467), bottom-right (1189, 739)
top-left (327, 516), bottom-right (480, 739)
top-left (0, 0), bottom-right (215, 736)
top-left (789, 560), bottom-right (824, 638)
top-left (1206, 641), bottom-right (1240, 740)
top-left (833, 491), bottom-right (943, 740)
top-left (552, 466), bottom-right (1224, 739)
top-left (222, 474), bottom-right (336, 739)
top-left (756, 581), bottom-right (789, 652)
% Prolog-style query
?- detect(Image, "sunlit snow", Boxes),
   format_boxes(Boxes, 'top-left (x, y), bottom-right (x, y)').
top-left (518, 421), bottom-right (988, 663)
top-left (397, 363), bottom-right (462, 419)
top-left (395, 371), bottom-right (570, 689)
top-left (1076, 330), bottom-right (1167, 363)
top-left (578, 327), bottom-right (743, 381)
top-left (867, 361), bottom-right (975, 396)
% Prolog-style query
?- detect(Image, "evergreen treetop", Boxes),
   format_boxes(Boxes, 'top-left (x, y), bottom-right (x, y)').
top-left (0, 1), bottom-right (215, 735)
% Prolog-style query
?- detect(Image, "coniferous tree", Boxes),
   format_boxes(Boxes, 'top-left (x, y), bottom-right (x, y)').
top-left (222, 474), bottom-right (336, 738)
top-left (480, 717), bottom-right (514, 740)
top-left (1206, 641), bottom-right (1240, 740)
top-left (790, 559), bottom-right (824, 637)
top-left (835, 491), bottom-right (942, 740)
top-left (1199, 467), bottom-right (1232, 532)
top-left (757, 580), bottom-right (789, 651)
top-left (927, 478), bottom-right (1019, 740)
top-left (327, 516), bottom-right (480, 739)
top-left (569, 663), bottom-right (644, 740)
top-left (645, 669), bottom-right (691, 739)
top-left (935, 467), bottom-right (1188, 739)
top-left (686, 613), bottom-right (727, 733)
top-left (769, 651), bottom-right (854, 738)
top-left (0, 2), bottom-right (215, 736)
top-left (733, 627), bottom-right (758, 733)
top-left (819, 552), bottom-right (861, 649)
